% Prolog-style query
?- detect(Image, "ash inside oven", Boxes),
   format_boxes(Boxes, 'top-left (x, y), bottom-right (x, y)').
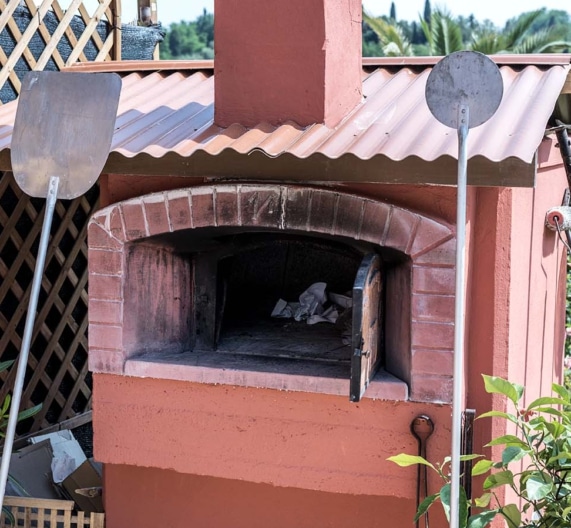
top-left (193, 235), bottom-right (370, 368)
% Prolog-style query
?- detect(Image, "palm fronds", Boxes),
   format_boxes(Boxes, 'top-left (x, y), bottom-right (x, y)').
top-left (420, 9), bottom-right (463, 55)
top-left (363, 11), bottom-right (413, 56)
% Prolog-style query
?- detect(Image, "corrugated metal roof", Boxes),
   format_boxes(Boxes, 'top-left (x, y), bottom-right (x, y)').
top-left (0, 55), bottom-right (568, 187)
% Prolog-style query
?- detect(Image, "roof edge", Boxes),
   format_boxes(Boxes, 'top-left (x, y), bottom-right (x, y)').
top-left (65, 54), bottom-right (571, 75)
top-left (63, 60), bottom-right (215, 74)
top-left (0, 150), bottom-right (533, 188)
top-left (363, 54), bottom-right (571, 67)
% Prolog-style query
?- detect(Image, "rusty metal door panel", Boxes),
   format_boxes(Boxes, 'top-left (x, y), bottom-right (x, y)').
top-left (350, 253), bottom-right (382, 402)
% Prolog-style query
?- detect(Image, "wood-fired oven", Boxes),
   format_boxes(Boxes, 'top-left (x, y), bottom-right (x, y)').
top-left (78, 0), bottom-right (570, 526)
top-left (89, 184), bottom-right (457, 403)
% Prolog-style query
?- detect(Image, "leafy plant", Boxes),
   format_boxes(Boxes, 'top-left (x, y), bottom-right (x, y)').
top-left (362, 7), bottom-right (571, 57)
top-left (0, 360), bottom-right (42, 437)
top-left (160, 9), bottom-right (214, 60)
top-left (420, 8), bottom-right (464, 56)
top-left (565, 255), bottom-right (571, 382)
top-left (471, 10), bottom-right (571, 54)
top-left (363, 11), bottom-right (413, 57)
top-left (388, 375), bottom-right (571, 528)
top-left (0, 360), bottom-right (42, 525)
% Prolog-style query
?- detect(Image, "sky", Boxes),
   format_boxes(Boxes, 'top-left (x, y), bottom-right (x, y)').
top-left (119, 0), bottom-right (570, 28)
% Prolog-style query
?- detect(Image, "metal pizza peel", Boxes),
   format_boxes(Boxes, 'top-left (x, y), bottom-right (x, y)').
top-left (0, 71), bottom-right (121, 509)
top-left (425, 51), bottom-right (503, 528)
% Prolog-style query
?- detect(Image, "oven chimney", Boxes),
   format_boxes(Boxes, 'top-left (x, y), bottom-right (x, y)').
top-left (214, 0), bottom-right (363, 128)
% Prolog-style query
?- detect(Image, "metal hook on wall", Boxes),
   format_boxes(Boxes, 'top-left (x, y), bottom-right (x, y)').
top-left (410, 415), bottom-right (435, 528)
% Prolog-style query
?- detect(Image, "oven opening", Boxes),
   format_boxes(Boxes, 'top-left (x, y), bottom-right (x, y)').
top-left (188, 233), bottom-right (387, 399)
top-left (126, 227), bottom-right (410, 401)
top-left (210, 236), bottom-right (365, 366)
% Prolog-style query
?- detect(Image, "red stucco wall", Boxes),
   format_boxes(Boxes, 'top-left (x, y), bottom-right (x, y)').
top-left (93, 374), bottom-right (452, 499)
top-left (94, 374), bottom-right (452, 528)
top-left (464, 140), bottom-right (567, 524)
top-left (92, 138), bottom-right (567, 528)
top-left (214, 0), bottom-right (362, 127)
top-left (103, 465), bottom-right (449, 528)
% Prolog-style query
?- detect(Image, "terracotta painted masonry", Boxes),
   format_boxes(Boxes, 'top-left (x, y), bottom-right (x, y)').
top-left (90, 150), bottom-right (567, 528)
top-left (89, 182), bottom-right (459, 521)
top-left (214, 0), bottom-right (363, 127)
top-left (83, 1), bottom-right (569, 526)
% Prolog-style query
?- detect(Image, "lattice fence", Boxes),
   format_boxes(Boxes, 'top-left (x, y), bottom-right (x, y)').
top-left (0, 0), bottom-right (161, 440)
top-left (0, 0), bottom-right (121, 102)
top-left (0, 171), bottom-right (97, 434)
top-left (1, 496), bottom-right (104, 527)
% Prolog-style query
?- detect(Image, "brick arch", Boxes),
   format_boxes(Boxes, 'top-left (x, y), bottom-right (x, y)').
top-left (88, 184), bottom-right (456, 403)
top-left (90, 184), bottom-right (453, 257)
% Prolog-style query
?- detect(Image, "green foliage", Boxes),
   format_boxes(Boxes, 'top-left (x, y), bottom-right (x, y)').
top-left (160, 9), bottom-right (214, 60)
top-left (566, 255), bottom-right (571, 390)
top-left (0, 395), bottom-right (41, 438)
top-left (389, 375), bottom-right (571, 527)
top-left (471, 9), bottom-right (571, 54)
top-left (420, 9), bottom-right (464, 55)
top-left (423, 0), bottom-right (432, 25)
top-left (159, 6), bottom-right (571, 60)
top-left (456, 15), bottom-right (482, 44)
top-left (362, 7), bottom-right (571, 57)
top-left (389, 2), bottom-right (396, 22)
top-left (503, 10), bottom-right (546, 49)
top-left (0, 360), bottom-right (41, 436)
top-left (514, 8), bottom-right (571, 41)
top-left (363, 12), bottom-right (413, 57)
top-left (0, 360), bottom-right (41, 525)
top-left (386, 453), bottom-right (435, 469)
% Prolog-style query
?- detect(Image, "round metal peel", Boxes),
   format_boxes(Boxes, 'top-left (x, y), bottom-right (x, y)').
top-left (0, 71), bottom-right (121, 511)
top-left (425, 51), bottom-right (503, 130)
top-left (425, 51), bottom-right (503, 528)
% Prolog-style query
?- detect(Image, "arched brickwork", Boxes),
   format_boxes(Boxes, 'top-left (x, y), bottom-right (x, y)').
top-left (88, 184), bottom-right (455, 402)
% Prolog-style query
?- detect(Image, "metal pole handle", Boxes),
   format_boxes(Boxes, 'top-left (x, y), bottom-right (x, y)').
top-left (450, 105), bottom-right (469, 528)
top-left (0, 176), bottom-right (59, 509)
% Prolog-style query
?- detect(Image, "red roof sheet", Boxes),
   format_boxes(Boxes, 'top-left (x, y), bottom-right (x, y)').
top-left (0, 56), bottom-right (568, 187)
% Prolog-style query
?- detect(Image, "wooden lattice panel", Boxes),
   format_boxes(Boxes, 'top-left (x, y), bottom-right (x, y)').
top-left (0, 0), bottom-right (121, 100)
top-left (1, 496), bottom-right (104, 528)
top-left (0, 171), bottom-right (97, 434)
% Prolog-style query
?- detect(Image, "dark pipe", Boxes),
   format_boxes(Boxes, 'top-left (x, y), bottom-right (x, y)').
top-left (461, 409), bottom-right (476, 503)
top-left (555, 121), bottom-right (571, 189)
top-left (555, 122), bottom-right (571, 248)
